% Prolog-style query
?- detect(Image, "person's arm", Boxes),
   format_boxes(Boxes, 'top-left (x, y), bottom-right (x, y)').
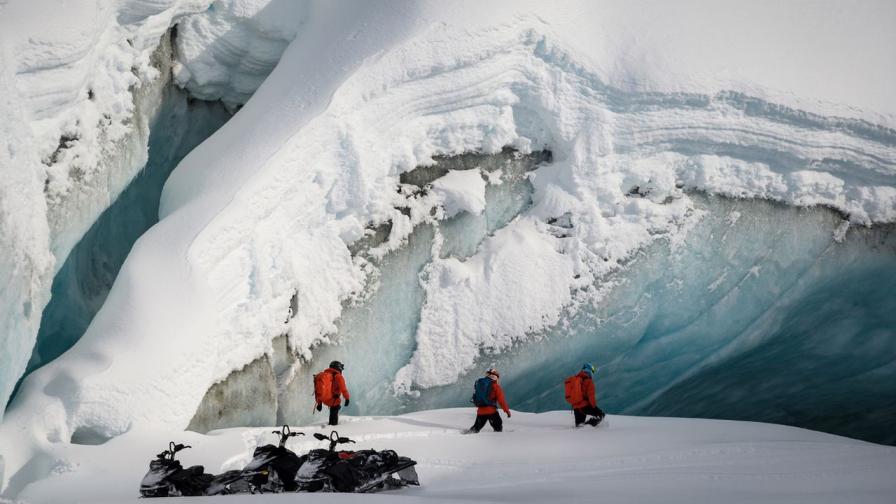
top-left (337, 374), bottom-right (350, 400)
top-left (587, 378), bottom-right (596, 408)
top-left (496, 383), bottom-right (510, 416)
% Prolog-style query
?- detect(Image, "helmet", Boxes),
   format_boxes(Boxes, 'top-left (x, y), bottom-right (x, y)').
top-left (582, 363), bottom-right (595, 375)
top-left (485, 367), bottom-right (500, 379)
top-left (329, 360), bottom-right (344, 371)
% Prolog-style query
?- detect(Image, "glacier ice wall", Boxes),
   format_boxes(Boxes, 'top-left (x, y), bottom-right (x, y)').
top-left (267, 152), bottom-right (896, 445)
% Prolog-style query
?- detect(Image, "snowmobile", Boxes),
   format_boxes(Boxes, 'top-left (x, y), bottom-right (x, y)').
top-left (205, 425), bottom-right (305, 495)
top-left (139, 441), bottom-right (215, 497)
top-left (294, 430), bottom-right (419, 493)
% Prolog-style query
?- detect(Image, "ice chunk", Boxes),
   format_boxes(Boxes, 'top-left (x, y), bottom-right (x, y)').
top-left (430, 169), bottom-right (487, 218)
top-left (173, 0), bottom-right (306, 110)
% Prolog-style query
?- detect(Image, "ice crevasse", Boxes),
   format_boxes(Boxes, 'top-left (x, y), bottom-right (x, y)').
top-left (1, 0), bottom-right (896, 492)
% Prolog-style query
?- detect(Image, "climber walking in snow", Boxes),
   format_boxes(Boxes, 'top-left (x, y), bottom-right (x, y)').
top-left (564, 363), bottom-right (605, 427)
top-left (466, 367), bottom-right (511, 433)
top-left (314, 360), bottom-right (351, 426)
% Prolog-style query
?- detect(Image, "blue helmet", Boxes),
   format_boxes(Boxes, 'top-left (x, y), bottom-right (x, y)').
top-left (582, 363), bottom-right (595, 376)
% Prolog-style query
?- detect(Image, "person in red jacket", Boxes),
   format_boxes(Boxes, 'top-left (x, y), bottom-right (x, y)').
top-left (315, 360), bottom-right (351, 426)
top-left (571, 363), bottom-right (605, 427)
top-left (467, 368), bottom-right (511, 433)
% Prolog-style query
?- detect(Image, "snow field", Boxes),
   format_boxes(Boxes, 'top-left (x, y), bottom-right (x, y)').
top-left (12, 410), bottom-right (896, 504)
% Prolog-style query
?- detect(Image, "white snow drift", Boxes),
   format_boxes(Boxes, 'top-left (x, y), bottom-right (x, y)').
top-left (1, 0), bottom-right (895, 496)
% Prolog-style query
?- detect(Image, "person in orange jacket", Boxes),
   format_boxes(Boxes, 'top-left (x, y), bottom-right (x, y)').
top-left (314, 360), bottom-right (351, 426)
top-left (571, 363), bottom-right (605, 427)
top-left (467, 367), bottom-right (511, 433)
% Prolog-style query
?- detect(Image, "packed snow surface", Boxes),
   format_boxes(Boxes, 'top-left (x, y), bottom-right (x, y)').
top-left (12, 409), bottom-right (896, 503)
top-left (2, 0), bottom-right (896, 495)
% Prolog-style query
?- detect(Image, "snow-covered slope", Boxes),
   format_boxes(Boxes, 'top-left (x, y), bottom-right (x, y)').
top-left (2, 0), bottom-right (895, 495)
top-left (13, 409), bottom-right (896, 503)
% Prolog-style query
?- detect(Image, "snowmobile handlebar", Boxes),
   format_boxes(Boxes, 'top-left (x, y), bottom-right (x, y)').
top-left (157, 442), bottom-right (192, 460)
top-left (313, 431), bottom-right (356, 451)
top-left (272, 425), bottom-right (305, 447)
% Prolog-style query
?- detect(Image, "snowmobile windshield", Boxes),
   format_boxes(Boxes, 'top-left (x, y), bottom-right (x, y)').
top-left (244, 445), bottom-right (282, 472)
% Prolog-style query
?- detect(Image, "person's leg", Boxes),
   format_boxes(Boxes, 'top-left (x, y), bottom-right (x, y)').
top-left (469, 414), bottom-right (489, 433)
top-left (487, 412), bottom-right (503, 432)
top-left (583, 405), bottom-right (604, 426)
top-left (573, 408), bottom-right (586, 426)
top-left (329, 405), bottom-right (340, 426)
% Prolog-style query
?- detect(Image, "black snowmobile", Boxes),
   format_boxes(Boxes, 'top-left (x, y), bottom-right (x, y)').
top-left (139, 442), bottom-right (215, 497)
top-left (294, 430), bottom-right (419, 493)
top-left (205, 424), bottom-right (305, 495)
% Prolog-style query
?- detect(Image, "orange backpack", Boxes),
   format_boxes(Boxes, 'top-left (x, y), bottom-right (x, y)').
top-left (564, 374), bottom-right (584, 406)
top-left (314, 371), bottom-right (336, 405)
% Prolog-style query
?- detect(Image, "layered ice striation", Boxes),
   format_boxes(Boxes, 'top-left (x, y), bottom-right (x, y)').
top-left (270, 152), bottom-right (896, 445)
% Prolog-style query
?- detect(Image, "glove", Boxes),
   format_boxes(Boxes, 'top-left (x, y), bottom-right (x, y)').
top-left (316, 403), bottom-right (322, 412)
top-left (344, 398), bottom-right (350, 407)
top-left (505, 411), bottom-right (511, 418)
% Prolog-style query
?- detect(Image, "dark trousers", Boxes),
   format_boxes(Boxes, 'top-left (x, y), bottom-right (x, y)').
top-left (328, 405), bottom-right (340, 426)
top-left (470, 412), bottom-right (503, 432)
top-left (573, 405), bottom-right (605, 426)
